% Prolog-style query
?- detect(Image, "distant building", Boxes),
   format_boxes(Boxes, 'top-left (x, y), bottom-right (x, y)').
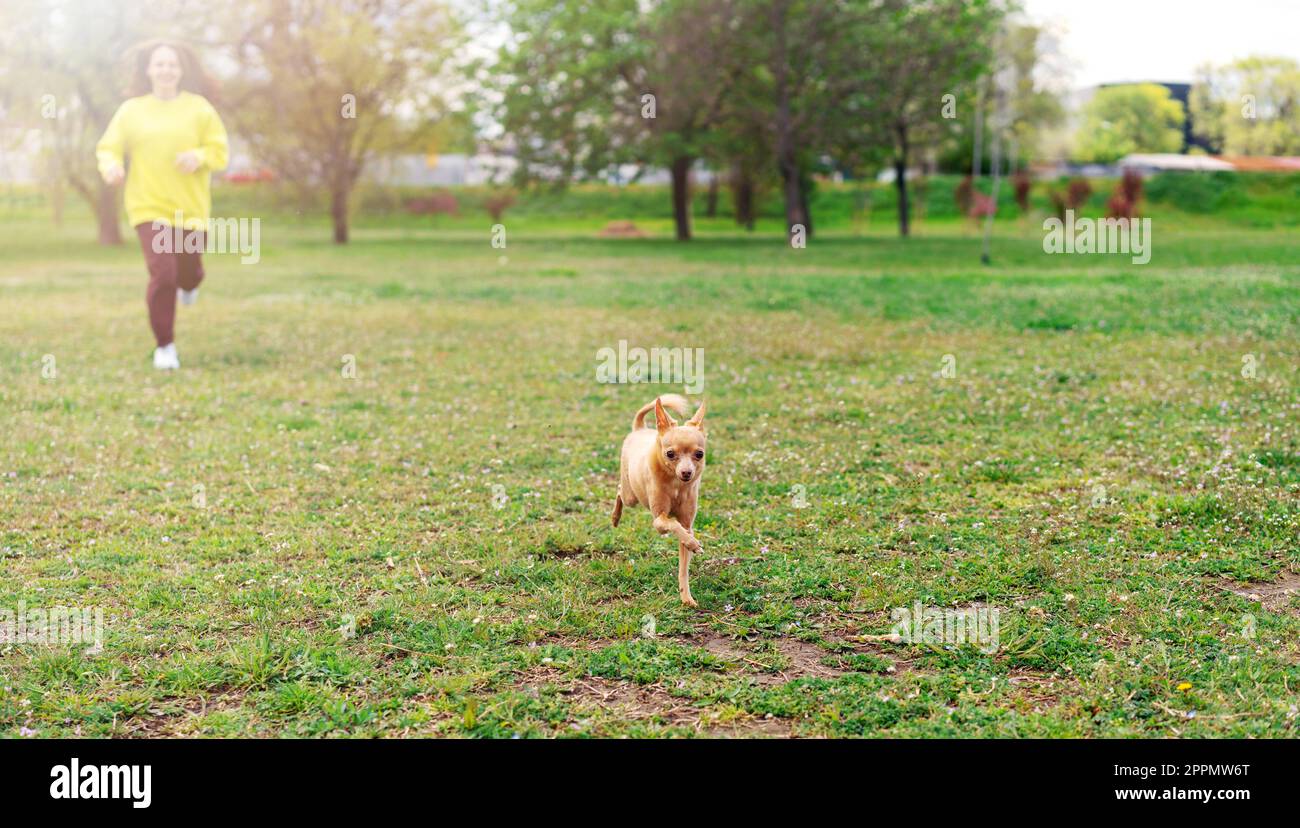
top-left (365, 153), bottom-right (517, 186)
top-left (1117, 153), bottom-right (1234, 173)
top-left (1116, 154), bottom-right (1300, 174)
top-left (363, 154), bottom-right (716, 187)
top-left (1219, 156), bottom-right (1300, 172)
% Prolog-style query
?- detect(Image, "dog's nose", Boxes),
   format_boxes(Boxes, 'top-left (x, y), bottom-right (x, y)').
top-left (679, 470), bottom-right (693, 481)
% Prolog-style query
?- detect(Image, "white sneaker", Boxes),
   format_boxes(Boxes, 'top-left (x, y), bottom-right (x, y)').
top-left (153, 343), bottom-right (180, 370)
top-left (178, 287), bottom-right (199, 306)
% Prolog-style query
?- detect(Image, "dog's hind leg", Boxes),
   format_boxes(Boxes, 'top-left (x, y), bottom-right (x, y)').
top-left (611, 493), bottom-right (624, 527)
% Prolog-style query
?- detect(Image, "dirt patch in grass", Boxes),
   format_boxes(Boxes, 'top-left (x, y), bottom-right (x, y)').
top-left (567, 677), bottom-right (698, 728)
top-left (822, 633), bottom-right (921, 675)
top-left (516, 666), bottom-right (796, 737)
top-left (121, 692), bottom-right (248, 738)
top-left (1220, 571), bottom-right (1300, 617)
top-left (514, 628), bottom-right (897, 736)
top-left (767, 638), bottom-right (848, 683)
top-left (706, 713), bottom-right (798, 738)
top-left (690, 632), bottom-right (870, 685)
top-left (1002, 668), bottom-right (1067, 712)
top-left (597, 220), bottom-right (648, 239)
top-left (568, 677), bottom-right (799, 737)
top-left (789, 598), bottom-right (889, 632)
top-left (543, 544), bottom-right (588, 558)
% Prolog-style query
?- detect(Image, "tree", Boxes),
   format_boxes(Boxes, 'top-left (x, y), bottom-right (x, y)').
top-left (494, 0), bottom-right (745, 241)
top-left (712, 114), bottom-right (774, 231)
top-left (496, 0), bottom-right (1005, 242)
top-left (997, 21), bottom-right (1065, 164)
top-left (937, 20), bottom-right (1066, 173)
top-left (1075, 84), bottom-right (1185, 163)
top-left (0, 0), bottom-right (198, 244)
top-left (1191, 56), bottom-right (1300, 156)
top-left (220, 0), bottom-right (460, 244)
top-left (756, 0), bottom-right (845, 240)
top-left (625, 0), bottom-right (748, 240)
top-left (852, 0), bottom-right (1004, 237)
top-left (493, 0), bottom-right (642, 185)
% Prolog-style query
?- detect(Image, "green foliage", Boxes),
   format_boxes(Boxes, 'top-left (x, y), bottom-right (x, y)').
top-left (1191, 56), bottom-right (1300, 155)
top-left (1144, 171), bottom-right (1246, 213)
top-left (1075, 84), bottom-right (1186, 163)
top-left (199, 171), bottom-right (1300, 230)
top-left (214, 0), bottom-right (462, 242)
top-left (1144, 171), bottom-right (1300, 225)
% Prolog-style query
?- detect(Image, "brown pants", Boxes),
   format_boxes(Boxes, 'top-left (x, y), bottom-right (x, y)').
top-left (135, 222), bottom-right (205, 347)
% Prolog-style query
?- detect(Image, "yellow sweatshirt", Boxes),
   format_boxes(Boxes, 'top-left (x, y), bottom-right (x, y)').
top-left (95, 92), bottom-right (229, 230)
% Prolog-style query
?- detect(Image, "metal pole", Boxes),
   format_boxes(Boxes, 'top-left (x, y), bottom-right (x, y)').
top-left (980, 83), bottom-right (1004, 266)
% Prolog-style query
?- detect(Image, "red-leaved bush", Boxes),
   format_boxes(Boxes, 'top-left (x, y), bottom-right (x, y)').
top-left (1048, 189), bottom-right (1067, 220)
top-left (484, 190), bottom-right (516, 222)
top-left (1012, 171), bottom-right (1032, 212)
top-left (406, 191), bottom-right (459, 216)
top-left (1104, 169), bottom-right (1144, 220)
top-left (1066, 178), bottom-right (1092, 210)
top-left (1119, 169), bottom-right (1143, 206)
top-left (955, 175), bottom-right (974, 215)
top-left (969, 192), bottom-right (996, 219)
top-left (1105, 193), bottom-right (1135, 220)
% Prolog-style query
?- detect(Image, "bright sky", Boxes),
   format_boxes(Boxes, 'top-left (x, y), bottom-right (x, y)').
top-left (1019, 0), bottom-right (1300, 87)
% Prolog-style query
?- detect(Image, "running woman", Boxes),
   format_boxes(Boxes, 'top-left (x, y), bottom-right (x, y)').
top-left (96, 40), bottom-right (228, 370)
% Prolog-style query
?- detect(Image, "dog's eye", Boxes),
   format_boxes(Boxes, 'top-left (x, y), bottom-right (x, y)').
top-left (693, 451), bottom-right (704, 460)
top-left (665, 450), bottom-right (676, 460)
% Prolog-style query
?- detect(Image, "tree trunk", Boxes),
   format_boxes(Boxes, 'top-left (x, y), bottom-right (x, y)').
top-left (669, 155), bottom-right (692, 242)
top-left (770, 0), bottom-right (807, 238)
top-left (96, 183), bottom-right (122, 245)
top-left (894, 123), bottom-right (910, 238)
top-left (778, 153), bottom-right (807, 236)
top-left (798, 168), bottom-right (814, 239)
top-left (705, 174), bottom-right (719, 218)
top-left (732, 166), bottom-right (755, 231)
top-left (51, 177), bottom-right (64, 229)
top-left (331, 185), bottom-right (349, 244)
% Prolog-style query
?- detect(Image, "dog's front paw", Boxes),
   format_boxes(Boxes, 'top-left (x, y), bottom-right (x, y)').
top-left (686, 538), bottom-right (703, 554)
top-left (679, 592), bottom-right (699, 608)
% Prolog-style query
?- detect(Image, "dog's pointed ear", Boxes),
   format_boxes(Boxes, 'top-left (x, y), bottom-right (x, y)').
top-left (687, 398), bottom-right (706, 430)
top-left (654, 397), bottom-right (675, 434)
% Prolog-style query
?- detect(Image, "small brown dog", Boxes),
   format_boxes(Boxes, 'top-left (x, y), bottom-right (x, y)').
top-left (611, 394), bottom-right (707, 607)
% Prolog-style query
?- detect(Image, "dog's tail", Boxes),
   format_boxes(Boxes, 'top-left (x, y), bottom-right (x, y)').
top-left (632, 394), bottom-right (690, 430)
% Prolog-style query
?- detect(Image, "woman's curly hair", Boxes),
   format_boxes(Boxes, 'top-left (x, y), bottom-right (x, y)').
top-left (125, 39), bottom-right (219, 102)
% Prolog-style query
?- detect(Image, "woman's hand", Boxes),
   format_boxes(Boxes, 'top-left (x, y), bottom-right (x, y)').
top-left (102, 163), bottom-right (125, 186)
top-left (175, 150), bottom-right (203, 174)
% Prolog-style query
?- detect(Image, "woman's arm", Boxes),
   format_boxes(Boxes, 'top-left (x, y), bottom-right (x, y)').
top-left (95, 102), bottom-right (129, 185)
top-left (192, 100), bottom-right (229, 172)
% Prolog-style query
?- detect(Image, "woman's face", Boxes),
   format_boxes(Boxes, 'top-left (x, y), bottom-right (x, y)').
top-left (147, 46), bottom-right (183, 94)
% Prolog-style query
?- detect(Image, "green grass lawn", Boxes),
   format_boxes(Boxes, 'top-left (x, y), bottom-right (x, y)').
top-left (1, 203), bottom-right (1297, 737)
